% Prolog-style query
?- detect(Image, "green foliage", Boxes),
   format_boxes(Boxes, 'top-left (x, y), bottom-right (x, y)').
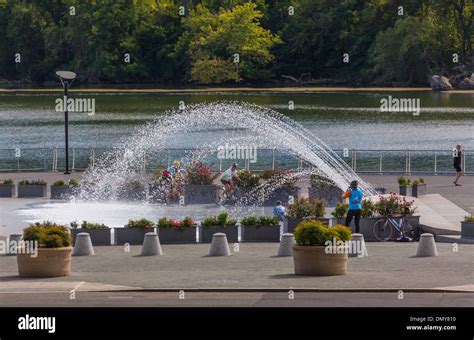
top-left (69, 179), bottom-right (79, 187)
top-left (375, 193), bottom-right (416, 217)
top-left (398, 176), bottom-right (411, 186)
top-left (18, 179), bottom-right (46, 185)
top-left (157, 216), bottom-right (196, 230)
top-left (464, 215), bottom-right (474, 223)
top-left (413, 178), bottom-right (425, 185)
top-left (125, 218), bottom-right (154, 229)
top-left (52, 180), bottom-right (66, 186)
top-left (237, 170), bottom-right (260, 188)
top-left (309, 174), bottom-right (336, 188)
top-left (331, 203), bottom-right (349, 218)
top-left (23, 221), bottom-right (71, 248)
top-left (185, 161), bottom-right (215, 185)
top-left (294, 220), bottom-right (350, 246)
top-left (126, 180), bottom-right (145, 190)
top-left (201, 212), bottom-right (236, 227)
top-left (361, 199), bottom-right (375, 218)
top-left (0, 179), bottom-right (13, 185)
top-left (287, 198), bottom-right (325, 219)
top-left (70, 221), bottom-right (108, 230)
top-left (260, 169), bottom-right (297, 187)
top-left (240, 215), bottom-right (279, 226)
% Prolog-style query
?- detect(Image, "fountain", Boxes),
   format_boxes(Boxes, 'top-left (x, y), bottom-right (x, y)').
top-left (16, 102), bottom-right (375, 228)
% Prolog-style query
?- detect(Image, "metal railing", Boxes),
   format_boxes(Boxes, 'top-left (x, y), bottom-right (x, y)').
top-left (0, 148), bottom-right (470, 175)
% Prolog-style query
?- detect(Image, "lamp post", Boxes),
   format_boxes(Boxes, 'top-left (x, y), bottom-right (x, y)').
top-left (56, 71), bottom-right (77, 175)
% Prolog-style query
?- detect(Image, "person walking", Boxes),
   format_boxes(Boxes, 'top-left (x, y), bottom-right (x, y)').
top-left (273, 200), bottom-right (287, 223)
top-left (453, 144), bottom-right (463, 186)
top-left (343, 180), bottom-right (363, 233)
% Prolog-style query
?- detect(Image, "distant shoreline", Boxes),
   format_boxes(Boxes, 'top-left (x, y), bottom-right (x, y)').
top-left (1, 86), bottom-right (473, 94)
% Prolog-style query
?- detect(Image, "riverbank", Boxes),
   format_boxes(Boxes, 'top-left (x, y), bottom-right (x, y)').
top-left (1, 86), bottom-right (473, 94)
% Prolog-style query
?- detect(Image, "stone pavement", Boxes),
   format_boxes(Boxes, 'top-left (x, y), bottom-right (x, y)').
top-left (0, 243), bottom-right (472, 294)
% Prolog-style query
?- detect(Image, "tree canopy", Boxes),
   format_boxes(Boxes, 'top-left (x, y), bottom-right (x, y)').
top-left (0, 0), bottom-right (472, 85)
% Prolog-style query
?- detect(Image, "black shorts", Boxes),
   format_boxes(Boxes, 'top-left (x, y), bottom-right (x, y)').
top-left (221, 179), bottom-right (232, 186)
top-left (454, 165), bottom-right (462, 172)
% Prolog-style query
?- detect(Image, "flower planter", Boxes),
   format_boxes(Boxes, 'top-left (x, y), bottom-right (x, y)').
top-left (308, 187), bottom-right (343, 207)
top-left (18, 185), bottom-right (47, 198)
top-left (332, 216), bottom-right (420, 241)
top-left (114, 228), bottom-right (155, 245)
top-left (51, 185), bottom-right (73, 199)
top-left (0, 184), bottom-right (14, 197)
top-left (399, 185), bottom-right (411, 196)
top-left (223, 188), bottom-right (259, 206)
top-left (461, 221), bottom-right (474, 238)
top-left (70, 229), bottom-right (112, 246)
top-left (292, 245), bottom-right (348, 276)
top-left (411, 184), bottom-right (426, 197)
top-left (241, 225), bottom-right (280, 242)
top-left (184, 185), bottom-right (218, 205)
top-left (286, 217), bottom-right (330, 233)
top-left (157, 227), bottom-right (197, 244)
top-left (200, 226), bottom-right (238, 243)
top-left (17, 247), bottom-right (72, 277)
top-left (262, 187), bottom-right (299, 207)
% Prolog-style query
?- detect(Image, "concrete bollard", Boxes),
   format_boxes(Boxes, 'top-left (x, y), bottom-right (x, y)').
top-left (140, 232), bottom-right (163, 256)
top-left (416, 233), bottom-right (438, 257)
top-left (8, 233), bottom-right (23, 255)
top-left (209, 233), bottom-right (231, 256)
top-left (277, 233), bottom-right (294, 257)
top-left (73, 232), bottom-right (94, 256)
top-left (349, 233), bottom-right (368, 258)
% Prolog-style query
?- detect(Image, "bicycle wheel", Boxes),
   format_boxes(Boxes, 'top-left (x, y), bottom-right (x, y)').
top-left (373, 218), bottom-right (393, 241)
top-left (400, 218), bottom-right (415, 239)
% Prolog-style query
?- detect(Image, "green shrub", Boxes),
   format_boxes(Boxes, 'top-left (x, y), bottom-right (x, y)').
top-left (464, 215), bottom-right (474, 222)
top-left (125, 218), bottom-right (154, 229)
top-left (201, 212), bottom-right (236, 227)
top-left (287, 198), bottom-right (325, 218)
top-left (185, 161), bottom-right (215, 185)
top-left (52, 180), bottom-right (66, 186)
top-left (70, 221), bottom-right (108, 230)
top-left (397, 176), bottom-right (411, 186)
top-left (331, 224), bottom-right (352, 241)
top-left (331, 203), bottom-right (349, 218)
top-left (361, 199), bottom-right (375, 218)
top-left (237, 170), bottom-right (260, 188)
top-left (19, 179), bottom-right (46, 185)
top-left (23, 221), bottom-right (71, 248)
top-left (126, 180), bottom-right (145, 190)
top-left (260, 169), bottom-right (297, 187)
top-left (309, 174), bottom-right (336, 188)
top-left (157, 217), bottom-right (196, 230)
top-left (0, 179), bottom-right (14, 185)
top-left (293, 220), bottom-right (331, 246)
top-left (69, 178), bottom-right (79, 187)
top-left (413, 177), bottom-right (425, 185)
top-left (240, 215), bottom-right (279, 226)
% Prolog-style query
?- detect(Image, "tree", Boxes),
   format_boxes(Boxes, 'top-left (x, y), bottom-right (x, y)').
top-left (184, 2), bottom-right (281, 83)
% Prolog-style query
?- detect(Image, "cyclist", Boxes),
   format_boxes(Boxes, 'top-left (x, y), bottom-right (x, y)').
top-left (343, 180), bottom-right (363, 233)
top-left (218, 163), bottom-right (240, 202)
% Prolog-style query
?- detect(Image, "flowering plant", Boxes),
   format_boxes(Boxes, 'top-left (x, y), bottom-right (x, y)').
top-left (185, 161), bottom-right (217, 185)
top-left (375, 193), bottom-right (416, 217)
top-left (158, 216), bottom-right (196, 230)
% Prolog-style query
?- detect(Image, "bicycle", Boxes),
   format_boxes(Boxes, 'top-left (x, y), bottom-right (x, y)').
top-left (372, 215), bottom-right (415, 242)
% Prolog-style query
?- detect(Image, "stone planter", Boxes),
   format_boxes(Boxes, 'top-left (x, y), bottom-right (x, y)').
top-left (0, 184), bottom-right (14, 197)
top-left (411, 184), bottom-right (426, 197)
top-left (399, 185), bottom-right (411, 196)
top-left (51, 185), bottom-right (73, 199)
top-left (461, 221), bottom-right (474, 238)
top-left (200, 226), bottom-right (238, 243)
top-left (241, 225), bottom-right (280, 242)
top-left (18, 185), bottom-right (47, 198)
top-left (70, 228), bottom-right (112, 246)
top-left (332, 216), bottom-right (420, 241)
top-left (157, 227), bottom-right (197, 244)
top-left (184, 185), bottom-right (218, 205)
top-left (292, 245), bottom-right (347, 276)
top-left (286, 217), bottom-right (330, 233)
top-left (118, 187), bottom-right (146, 201)
top-left (308, 186), bottom-right (343, 207)
top-left (262, 187), bottom-right (299, 207)
top-left (114, 228), bottom-right (155, 245)
top-left (17, 247), bottom-right (72, 277)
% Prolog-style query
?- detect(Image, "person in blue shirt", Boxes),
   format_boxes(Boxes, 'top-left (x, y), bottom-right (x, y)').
top-left (273, 200), bottom-right (286, 223)
top-left (343, 180), bottom-right (363, 233)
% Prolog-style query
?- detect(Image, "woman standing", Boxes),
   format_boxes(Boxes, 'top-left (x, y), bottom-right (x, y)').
top-left (453, 144), bottom-right (463, 186)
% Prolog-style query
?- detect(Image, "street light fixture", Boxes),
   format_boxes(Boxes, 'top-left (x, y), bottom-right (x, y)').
top-left (56, 71), bottom-right (77, 175)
